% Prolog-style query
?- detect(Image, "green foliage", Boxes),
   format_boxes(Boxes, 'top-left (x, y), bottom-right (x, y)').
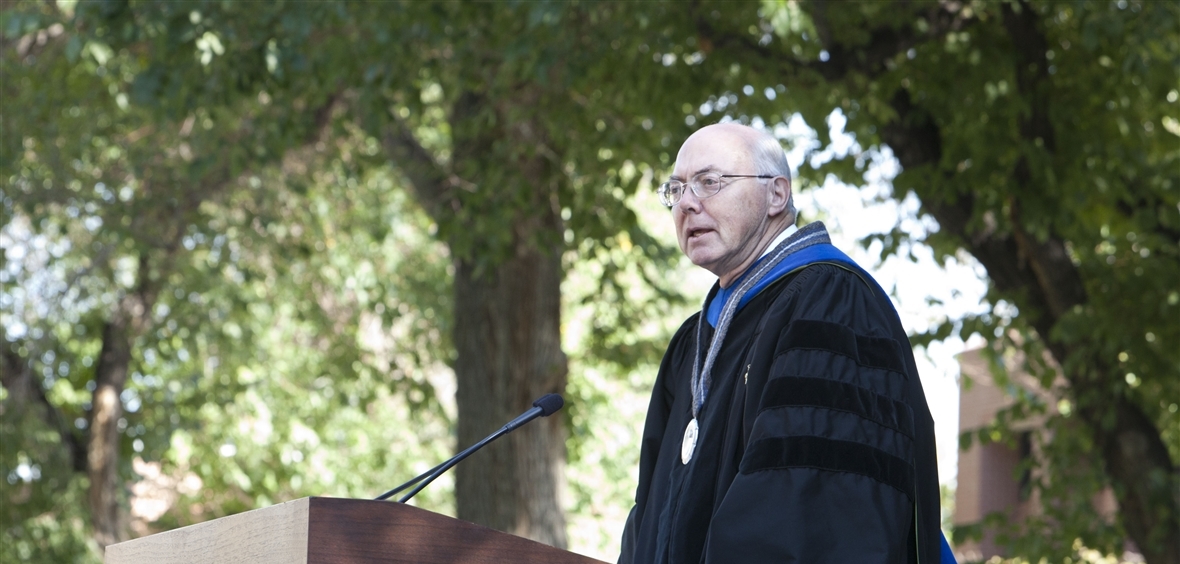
top-left (3, 1), bottom-right (700, 559)
top-left (1, 389), bottom-right (102, 563)
top-left (889, 1), bottom-right (1180, 531)
top-left (5, 0), bottom-right (1176, 561)
top-left (4, 3), bottom-right (459, 556)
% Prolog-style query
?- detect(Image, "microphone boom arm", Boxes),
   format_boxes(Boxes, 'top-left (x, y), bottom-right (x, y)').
top-left (375, 394), bottom-right (564, 504)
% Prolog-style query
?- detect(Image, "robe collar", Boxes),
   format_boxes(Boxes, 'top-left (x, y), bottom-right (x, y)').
top-left (704, 222), bottom-right (857, 327)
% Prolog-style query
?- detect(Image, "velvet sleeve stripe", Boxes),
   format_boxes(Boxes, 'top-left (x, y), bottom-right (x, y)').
top-left (759, 376), bottom-right (915, 438)
top-left (739, 435), bottom-right (916, 502)
top-left (779, 319), bottom-right (908, 376)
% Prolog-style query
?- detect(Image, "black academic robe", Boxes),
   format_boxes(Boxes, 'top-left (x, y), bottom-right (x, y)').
top-left (619, 262), bottom-right (941, 564)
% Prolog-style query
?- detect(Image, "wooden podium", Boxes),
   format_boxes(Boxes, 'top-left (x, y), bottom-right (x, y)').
top-left (104, 497), bottom-right (610, 564)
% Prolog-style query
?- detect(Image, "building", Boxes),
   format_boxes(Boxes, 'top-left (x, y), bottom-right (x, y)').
top-left (952, 348), bottom-right (1128, 562)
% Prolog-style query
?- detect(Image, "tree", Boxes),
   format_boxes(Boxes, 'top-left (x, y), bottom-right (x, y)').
top-left (2, 7), bottom-right (264, 543)
top-left (3, 3), bottom-right (456, 558)
top-left (680, 0), bottom-right (1178, 561)
top-left (3, 0), bottom-right (701, 553)
top-left (51, 0), bottom-right (720, 545)
top-left (350, 4), bottom-right (698, 542)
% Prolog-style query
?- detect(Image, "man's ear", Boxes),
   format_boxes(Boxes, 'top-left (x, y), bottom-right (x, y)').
top-left (767, 176), bottom-right (791, 217)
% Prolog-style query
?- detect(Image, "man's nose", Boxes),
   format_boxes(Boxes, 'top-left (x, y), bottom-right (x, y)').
top-left (676, 188), bottom-right (702, 213)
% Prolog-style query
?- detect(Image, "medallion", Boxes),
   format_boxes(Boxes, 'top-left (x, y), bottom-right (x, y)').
top-left (681, 417), bottom-right (699, 464)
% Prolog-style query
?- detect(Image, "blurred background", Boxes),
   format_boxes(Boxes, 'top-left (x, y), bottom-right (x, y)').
top-left (3, 1), bottom-right (1177, 563)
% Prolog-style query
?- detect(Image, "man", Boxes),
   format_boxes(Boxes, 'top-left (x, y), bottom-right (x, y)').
top-left (619, 123), bottom-right (945, 563)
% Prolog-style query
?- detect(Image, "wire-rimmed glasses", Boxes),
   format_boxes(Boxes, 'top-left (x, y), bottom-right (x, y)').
top-left (657, 172), bottom-right (775, 207)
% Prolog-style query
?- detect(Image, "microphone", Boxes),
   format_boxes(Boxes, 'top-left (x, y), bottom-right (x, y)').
top-left (375, 393), bottom-right (564, 504)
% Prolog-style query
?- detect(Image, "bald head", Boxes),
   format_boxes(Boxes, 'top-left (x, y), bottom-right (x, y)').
top-left (669, 124), bottom-right (796, 286)
top-left (679, 124), bottom-right (795, 221)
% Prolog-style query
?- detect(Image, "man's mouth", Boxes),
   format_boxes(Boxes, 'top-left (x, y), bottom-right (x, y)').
top-left (687, 228), bottom-right (711, 240)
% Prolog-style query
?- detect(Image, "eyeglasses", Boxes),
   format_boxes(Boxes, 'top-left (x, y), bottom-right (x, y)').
top-left (657, 172), bottom-right (775, 207)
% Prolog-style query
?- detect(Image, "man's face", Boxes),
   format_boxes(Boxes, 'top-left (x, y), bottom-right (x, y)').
top-left (671, 127), bottom-right (774, 286)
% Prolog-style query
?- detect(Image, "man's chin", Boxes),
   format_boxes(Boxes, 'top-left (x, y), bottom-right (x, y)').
top-left (687, 252), bottom-right (723, 276)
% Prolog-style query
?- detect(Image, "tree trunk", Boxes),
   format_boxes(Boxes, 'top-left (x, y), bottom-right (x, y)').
top-left (379, 84), bottom-right (570, 547)
top-left (88, 318), bottom-right (132, 548)
top-left (451, 222), bottom-right (568, 547)
top-left (88, 255), bottom-right (157, 549)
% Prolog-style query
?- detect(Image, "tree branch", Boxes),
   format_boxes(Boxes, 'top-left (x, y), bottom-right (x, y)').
top-left (381, 116), bottom-right (460, 224)
top-left (693, 0), bottom-right (972, 85)
top-left (1, 342), bottom-right (87, 473)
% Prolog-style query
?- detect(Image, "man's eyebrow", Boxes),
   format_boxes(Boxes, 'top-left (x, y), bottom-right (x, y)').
top-left (670, 165), bottom-right (718, 182)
